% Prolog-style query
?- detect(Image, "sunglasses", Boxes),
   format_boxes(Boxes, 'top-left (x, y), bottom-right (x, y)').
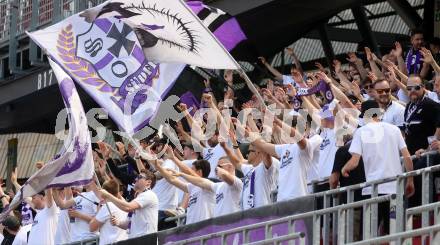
top-left (376, 88), bottom-right (391, 95)
top-left (407, 85), bottom-right (422, 91)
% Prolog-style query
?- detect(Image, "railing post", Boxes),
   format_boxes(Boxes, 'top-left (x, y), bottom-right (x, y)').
top-left (323, 194), bottom-right (330, 244)
top-left (346, 189), bottom-right (355, 242)
top-left (333, 194), bottom-right (339, 245)
top-left (396, 177), bottom-right (406, 233)
top-left (337, 209), bottom-right (346, 245)
top-left (390, 195), bottom-right (397, 245)
top-left (363, 203), bottom-right (371, 240)
top-left (313, 214), bottom-right (321, 245)
top-left (404, 213), bottom-right (413, 245)
top-left (422, 170), bottom-right (431, 245)
top-left (371, 183), bottom-right (379, 238)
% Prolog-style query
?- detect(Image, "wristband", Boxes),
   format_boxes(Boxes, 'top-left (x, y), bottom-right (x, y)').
top-left (232, 145), bottom-right (239, 149)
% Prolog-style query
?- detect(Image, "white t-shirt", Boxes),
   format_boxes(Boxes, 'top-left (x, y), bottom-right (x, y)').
top-left (95, 202), bottom-right (128, 245)
top-left (203, 144), bottom-right (227, 178)
top-left (55, 209), bottom-right (70, 245)
top-left (209, 176), bottom-right (243, 217)
top-left (240, 159), bottom-right (278, 210)
top-left (129, 189), bottom-right (158, 239)
top-left (178, 159), bottom-right (197, 204)
top-left (382, 101), bottom-right (405, 127)
top-left (318, 128), bottom-right (339, 179)
top-left (397, 89), bottom-right (410, 104)
top-left (11, 224), bottom-right (32, 245)
top-left (70, 191), bottom-right (99, 242)
top-left (426, 91), bottom-right (440, 103)
top-left (307, 134), bottom-right (323, 185)
top-left (28, 205), bottom-right (59, 245)
top-left (185, 183), bottom-right (215, 224)
top-left (153, 159), bottom-right (179, 210)
top-left (349, 122), bottom-right (406, 195)
top-left (274, 135), bottom-right (323, 201)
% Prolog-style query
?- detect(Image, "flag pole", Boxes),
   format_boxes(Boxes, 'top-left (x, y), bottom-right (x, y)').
top-left (93, 172), bottom-right (112, 215)
top-left (178, 0), bottom-right (267, 109)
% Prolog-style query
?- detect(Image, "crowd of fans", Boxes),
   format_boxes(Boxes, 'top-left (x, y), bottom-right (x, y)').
top-left (1, 29), bottom-right (440, 244)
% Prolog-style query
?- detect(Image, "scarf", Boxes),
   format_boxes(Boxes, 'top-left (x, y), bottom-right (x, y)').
top-left (406, 49), bottom-right (422, 75)
top-left (292, 80), bottom-right (334, 111)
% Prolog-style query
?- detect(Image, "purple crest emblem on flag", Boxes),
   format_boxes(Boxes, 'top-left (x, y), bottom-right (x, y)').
top-left (58, 17), bottom-right (161, 115)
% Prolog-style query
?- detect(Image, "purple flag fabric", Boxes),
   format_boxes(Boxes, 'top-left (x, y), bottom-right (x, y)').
top-left (180, 91), bottom-right (200, 116)
top-left (187, 1), bottom-right (257, 61)
top-left (0, 59), bottom-right (94, 222)
top-left (292, 81), bottom-right (334, 111)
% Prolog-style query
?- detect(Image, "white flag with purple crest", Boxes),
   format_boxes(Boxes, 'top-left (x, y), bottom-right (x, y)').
top-left (27, 1), bottom-right (189, 133)
top-left (0, 59), bottom-right (94, 221)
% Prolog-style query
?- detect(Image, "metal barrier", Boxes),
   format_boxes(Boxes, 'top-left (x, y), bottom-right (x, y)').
top-left (405, 201), bottom-right (440, 245)
top-left (66, 151), bottom-right (440, 245)
top-left (167, 195), bottom-right (395, 245)
top-left (244, 232), bottom-right (306, 245)
top-left (347, 224), bottom-right (440, 245)
top-left (160, 151), bottom-right (440, 244)
top-left (63, 236), bottom-right (99, 245)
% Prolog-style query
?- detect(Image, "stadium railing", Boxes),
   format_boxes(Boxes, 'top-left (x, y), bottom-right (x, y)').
top-left (244, 232), bottom-right (306, 245)
top-left (63, 236), bottom-right (99, 245)
top-left (162, 151), bottom-right (440, 245)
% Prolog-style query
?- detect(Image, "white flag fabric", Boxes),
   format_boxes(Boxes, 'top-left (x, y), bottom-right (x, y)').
top-left (27, 2), bottom-right (187, 133)
top-left (78, 0), bottom-right (240, 69)
top-left (0, 59), bottom-right (94, 221)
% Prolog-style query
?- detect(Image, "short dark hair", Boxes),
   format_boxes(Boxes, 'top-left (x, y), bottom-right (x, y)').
top-left (102, 179), bottom-right (120, 196)
top-left (140, 169), bottom-right (157, 189)
top-left (192, 160), bottom-right (211, 178)
top-left (373, 79), bottom-right (389, 88)
top-left (411, 28), bottom-right (424, 37)
top-left (430, 37), bottom-right (440, 47)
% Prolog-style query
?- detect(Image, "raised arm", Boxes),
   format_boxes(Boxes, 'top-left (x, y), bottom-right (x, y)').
top-left (365, 47), bottom-right (384, 79)
top-left (99, 190), bottom-right (141, 213)
top-left (0, 179), bottom-right (10, 208)
top-left (52, 188), bottom-right (75, 209)
top-left (164, 146), bottom-right (198, 177)
top-left (393, 42), bottom-right (407, 75)
top-left (151, 157), bottom-right (189, 193)
top-left (179, 172), bottom-right (214, 192)
top-left (220, 142), bottom-right (243, 170)
top-left (286, 48), bottom-right (304, 74)
top-left (317, 71), bottom-right (356, 109)
top-left (258, 57), bottom-right (283, 81)
top-left (347, 52), bottom-right (368, 81)
top-left (215, 167), bottom-right (236, 186)
top-left (421, 47), bottom-right (440, 75)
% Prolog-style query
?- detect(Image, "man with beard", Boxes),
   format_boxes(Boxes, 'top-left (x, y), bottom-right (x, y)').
top-left (404, 75), bottom-right (440, 155)
top-left (404, 75), bottom-right (440, 207)
top-left (373, 79), bottom-right (405, 128)
top-left (406, 29), bottom-right (430, 78)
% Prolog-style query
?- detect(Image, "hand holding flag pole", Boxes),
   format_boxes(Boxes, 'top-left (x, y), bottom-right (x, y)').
top-left (93, 172), bottom-right (113, 216)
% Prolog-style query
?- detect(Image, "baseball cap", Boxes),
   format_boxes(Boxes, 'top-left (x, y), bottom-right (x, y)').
top-left (359, 100), bottom-right (381, 118)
